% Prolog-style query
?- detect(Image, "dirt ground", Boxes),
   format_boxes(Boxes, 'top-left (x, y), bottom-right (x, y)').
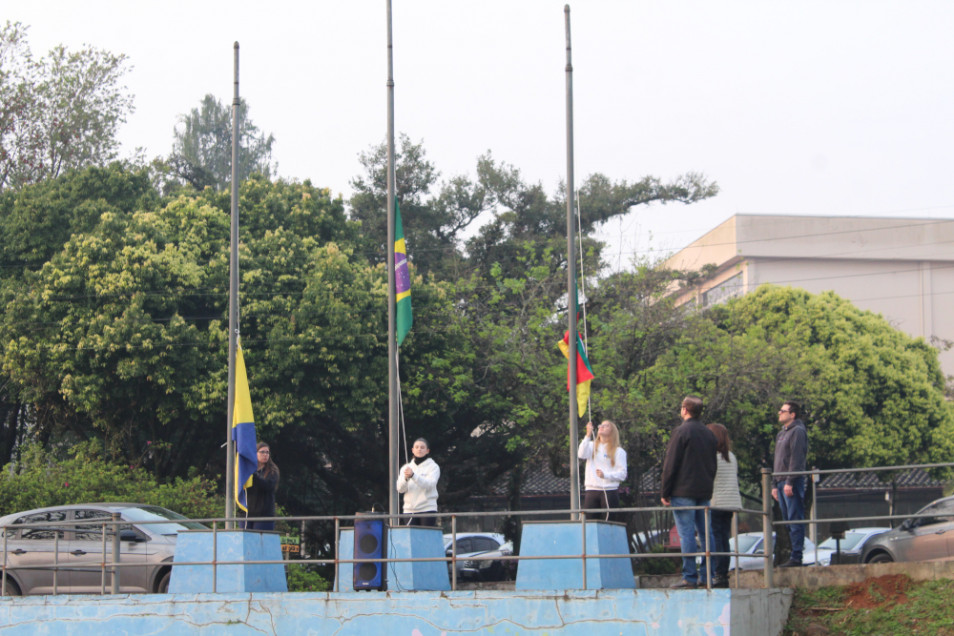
top-left (842, 574), bottom-right (913, 609)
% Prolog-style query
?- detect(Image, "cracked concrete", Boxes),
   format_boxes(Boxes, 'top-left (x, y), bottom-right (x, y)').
top-left (0, 587), bottom-right (792, 635)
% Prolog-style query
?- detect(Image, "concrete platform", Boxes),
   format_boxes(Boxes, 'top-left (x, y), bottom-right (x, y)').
top-left (0, 587), bottom-right (794, 635)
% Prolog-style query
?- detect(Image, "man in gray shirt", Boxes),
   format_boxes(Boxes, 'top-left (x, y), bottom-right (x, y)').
top-left (772, 401), bottom-right (808, 567)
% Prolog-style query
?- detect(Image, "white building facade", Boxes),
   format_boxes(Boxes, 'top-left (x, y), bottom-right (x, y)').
top-left (665, 214), bottom-right (954, 376)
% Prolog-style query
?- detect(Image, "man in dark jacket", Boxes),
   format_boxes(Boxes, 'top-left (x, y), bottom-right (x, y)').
top-left (661, 396), bottom-right (717, 588)
top-left (772, 401), bottom-right (808, 566)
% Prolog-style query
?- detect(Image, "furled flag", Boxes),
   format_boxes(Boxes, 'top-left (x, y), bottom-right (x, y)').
top-left (558, 330), bottom-right (595, 417)
top-left (394, 197), bottom-right (413, 345)
top-left (232, 341), bottom-right (258, 512)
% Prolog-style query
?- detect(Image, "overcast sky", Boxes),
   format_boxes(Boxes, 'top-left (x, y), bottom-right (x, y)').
top-left (10, 1), bottom-right (954, 270)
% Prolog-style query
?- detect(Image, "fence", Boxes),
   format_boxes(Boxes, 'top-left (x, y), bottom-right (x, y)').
top-left (2, 461), bottom-right (951, 596)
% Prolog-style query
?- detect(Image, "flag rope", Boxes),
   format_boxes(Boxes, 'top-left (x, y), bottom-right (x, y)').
top-left (576, 191), bottom-right (609, 517)
top-left (575, 190), bottom-right (592, 423)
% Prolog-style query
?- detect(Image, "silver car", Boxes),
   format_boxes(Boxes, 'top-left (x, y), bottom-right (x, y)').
top-left (727, 532), bottom-right (817, 570)
top-left (0, 503), bottom-right (206, 595)
top-left (813, 527), bottom-right (889, 566)
top-left (862, 495), bottom-right (954, 564)
top-left (443, 532), bottom-right (508, 580)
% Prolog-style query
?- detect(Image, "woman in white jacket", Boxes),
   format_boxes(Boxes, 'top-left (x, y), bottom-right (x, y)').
top-left (578, 420), bottom-right (628, 521)
top-left (395, 438), bottom-right (441, 526)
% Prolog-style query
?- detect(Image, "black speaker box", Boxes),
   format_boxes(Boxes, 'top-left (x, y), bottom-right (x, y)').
top-left (353, 516), bottom-right (387, 590)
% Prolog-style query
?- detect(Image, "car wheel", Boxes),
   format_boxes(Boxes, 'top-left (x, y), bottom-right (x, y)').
top-left (867, 552), bottom-right (893, 564)
top-left (1, 579), bottom-right (21, 596)
top-left (156, 570), bottom-right (172, 593)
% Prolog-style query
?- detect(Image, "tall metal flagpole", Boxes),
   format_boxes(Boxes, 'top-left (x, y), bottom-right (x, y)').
top-left (225, 42), bottom-right (240, 527)
top-left (564, 6), bottom-right (581, 520)
top-left (386, 0), bottom-right (399, 519)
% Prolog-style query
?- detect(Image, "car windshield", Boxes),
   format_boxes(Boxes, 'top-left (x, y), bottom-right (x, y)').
top-left (818, 531), bottom-right (874, 551)
top-left (732, 535), bottom-right (761, 554)
top-left (122, 505), bottom-right (207, 534)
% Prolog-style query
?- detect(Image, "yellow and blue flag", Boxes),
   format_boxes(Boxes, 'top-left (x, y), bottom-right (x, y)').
top-left (232, 342), bottom-right (258, 512)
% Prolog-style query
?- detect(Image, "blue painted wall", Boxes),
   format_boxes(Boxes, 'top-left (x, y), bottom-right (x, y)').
top-left (0, 588), bottom-right (792, 635)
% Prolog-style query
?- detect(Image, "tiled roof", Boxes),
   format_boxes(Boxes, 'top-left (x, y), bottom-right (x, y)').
top-left (488, 455), bottom-right (663, 496)
top-left (817, 468), bottom-right (943, 490)
top-left (489, 452), bottom-right (943, 497)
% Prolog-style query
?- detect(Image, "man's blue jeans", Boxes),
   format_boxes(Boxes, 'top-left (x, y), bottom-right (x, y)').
top-left (671, 497), bottom-right (714, 584)
top-left (777, 477), bottom-right (806, 562)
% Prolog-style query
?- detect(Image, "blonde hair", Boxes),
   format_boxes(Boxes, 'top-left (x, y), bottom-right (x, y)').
top-left (595, 420), bottom-right (621, 466)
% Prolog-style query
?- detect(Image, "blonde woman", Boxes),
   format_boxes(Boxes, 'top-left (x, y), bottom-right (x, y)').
top-left (578, 420), bottom-right (628, 521)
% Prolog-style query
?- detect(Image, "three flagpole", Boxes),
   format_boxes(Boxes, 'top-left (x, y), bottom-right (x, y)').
top-left (225, 42), bottom-right (241, 527)
top-left (386, 0), bottom-right (400, 519)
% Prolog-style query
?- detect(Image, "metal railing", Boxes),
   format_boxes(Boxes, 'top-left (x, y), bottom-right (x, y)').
top-left (1, 505), bottom-right (759, 596)
top-left (4, 460), bottom-right (947, 596)
top-left (765, 460), bottom-right (954, 584)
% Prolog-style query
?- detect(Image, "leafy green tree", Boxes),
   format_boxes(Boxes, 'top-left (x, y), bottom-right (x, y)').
top-left (349, 136), bottom-right (719, 280)
top-left (716, 286), bottom-right (954, 470)
top-left (0, 168), bottom-right (357, 478)
top-left (0, 441), bottom-right (220, 519)
top-left (167, 94), bottom-right (275, 191)
top-left (0, 164), bottom-right (525, 522)
top-left (608, 285), bottom-right (954, 487)
top-left (349, 134), bottom-right (478, 276)
top-left (0, 21), bottom-right (134, 191)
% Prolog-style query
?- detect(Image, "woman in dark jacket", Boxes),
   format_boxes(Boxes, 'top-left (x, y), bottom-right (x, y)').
top-left (245, 441), bottom-right (279, 530)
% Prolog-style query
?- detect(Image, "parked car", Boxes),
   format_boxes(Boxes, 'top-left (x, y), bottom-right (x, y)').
top-left (813, 527), bottom-right (890, 566)
top-left (862, 495), bottom-right (954, 564)
top-left (442, 532), bottom-right (512, 581)
top-left (727, 532), bottom-right (817, 571)
top-left (0, 503), bottom-right (207, 596)
top-left (458, 540), bottom-right (517, 581)
top-left (631, 529), bottom-right (669, 554)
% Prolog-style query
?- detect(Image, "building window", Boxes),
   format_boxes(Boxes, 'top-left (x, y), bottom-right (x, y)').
top-left (702, 272), bottom-right (743, 307)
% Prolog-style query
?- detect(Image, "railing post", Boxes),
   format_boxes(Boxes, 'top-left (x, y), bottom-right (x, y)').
top-left (580, 512), bottom-right (587, 590)
top-left (730, 510), bottom-right (738, 589)
top-left (810, 466), bottom-right (818, 565)
top-left (703, 506), bottom-right (711, 590)
top-left (2, 530), bottom-right (7, 596)
top-left (111, 512), bottom-right (121, 594)
top-left (53, 531), bottom-right (60, 595)
top-left (762, 467), bottom-right (774, 588)
top-left (101, 520), bottom-right (108, 594)
top-left (212, 520), bottom-right (218, 593)
top-left (333, 517), bottom-right (340, 593)
top-left (450, 515), bottom-right (458, 590)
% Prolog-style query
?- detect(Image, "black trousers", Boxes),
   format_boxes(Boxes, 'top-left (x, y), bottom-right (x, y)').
top-left (406, 511), bottom-right (438, 527)
top-left (583, 489), bottom-right (620, 522)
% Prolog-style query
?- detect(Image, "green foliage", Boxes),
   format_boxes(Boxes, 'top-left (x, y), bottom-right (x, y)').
top-left (284, 563), bottom-right (331, 592)
top-left (602, 284), bottom-right (954, 487)
top-left (6, 128), bottom-right (948, 534)
top-left (349, 136), bottom-right (718, 279)
top-left (631, 546), bottom-right (680, 576)
top-left (166, 94), bottom-right (275, 191)
top-left (0, 21), bottom-right (134, 191)
top-left (786, 577), bottom-right (954, 636)
top-left (0, 441), bottom-right (220, 519)
top-left (719, 286), bottom-right (954, 470)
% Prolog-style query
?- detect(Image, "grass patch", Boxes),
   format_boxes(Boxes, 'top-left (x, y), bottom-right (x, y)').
top-left (785, 575), bottom-right (954, 635)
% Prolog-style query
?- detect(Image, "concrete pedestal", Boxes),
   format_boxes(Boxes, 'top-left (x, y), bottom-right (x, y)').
top-left (168, 529), bottom-right (287, 593)
top-left (515, 520), bottom-right (635, 590)
top-left (336, 526), bottom-right (450, 591)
